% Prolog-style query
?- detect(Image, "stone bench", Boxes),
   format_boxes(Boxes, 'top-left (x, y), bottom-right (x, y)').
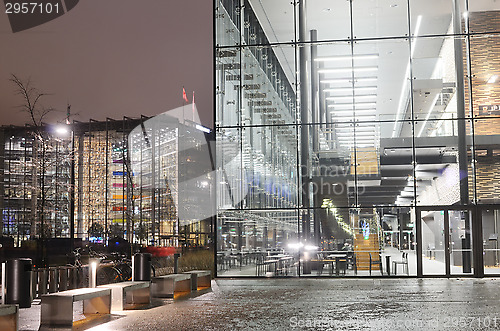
top-left (183, 270), bottom-right (211, 291)
top-left (151, 274), bottom-right (191, 298)
top-left (40, 288), bottom-right (111, 327)
top-left (98, 281), bottom-right (150, 311)
top-left (0, 304), bottom-right (18, 331)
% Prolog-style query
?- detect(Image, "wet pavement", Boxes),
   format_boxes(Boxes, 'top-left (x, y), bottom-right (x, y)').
top-left (19, 278), bottom-right (500, 330)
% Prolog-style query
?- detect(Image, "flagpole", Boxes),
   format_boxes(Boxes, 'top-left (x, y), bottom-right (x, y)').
top-left (182, 86), bottom-right (187, 123)
top-left (192, 91), bottom-right (195, 122)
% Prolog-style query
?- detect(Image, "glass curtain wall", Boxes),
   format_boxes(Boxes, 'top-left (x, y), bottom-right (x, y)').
top-left (1, 127), bottom-right (72, 246)
top-left (215, 0), bottom-right (500, 277)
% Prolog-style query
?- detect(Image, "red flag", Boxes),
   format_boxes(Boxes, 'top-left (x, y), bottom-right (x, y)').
top-left (182, 87), bottom-right (189, 103)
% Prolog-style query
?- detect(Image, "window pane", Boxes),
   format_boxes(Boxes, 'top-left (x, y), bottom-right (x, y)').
top-left (304, 0), bottom-right (351, 42)
top-left (216, 0), bottom-right (241, 46)
top-left (241, 45), bottom-right (296, 126)
top-left (414, 119), bottom-right (473, 206)
top-left (412, 36), bottom-right (470, 120)
top-left (245, 0), bottom-right (295, 45)
top-left (217, 209), bottom-right (299, 276)
top-left (352, 0), bottom-right (409, 39)
top-left (468, 2), bottom-right (500, 34)
top-left (409, 0), bottom-right (466, 36)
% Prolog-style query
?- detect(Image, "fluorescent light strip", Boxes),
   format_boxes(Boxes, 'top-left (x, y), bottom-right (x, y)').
top-left (417, 93), bottom-right (441, 137)
top-left (411, 15), bottom-right (423, 59)
top-left (336, 122), bottom-right (376, 126)
top-left (326, 95), bottom-right (376, 101)
top-left (335, 125), bottom-right (376, 130)
top-left (314, 54), bottom-right (379, 62)
top-left (336, 132), bottom-right (375, 136)
top-left (333, 116), bottom-right (376, 121)
top-left (319, 67), bottom-right (378, 74)
top-left (330, 109), bottom-right (375, 114)
top-left (328, 102), bottom-right (377, 109)
top-left (321, 77), bottom-right (378, 84)
top-left (337, 137), bottom-right (375, 141)
top-left (336, 128), bottom-right (376, 133)
top-left (392, 15), bottom-right (422, 138)
top-left (487, 75), bottom-right (498, 84)
top-left (324, 87), bottom-right (377, 93)
top-left (356, 77), bottom-right (378, 83)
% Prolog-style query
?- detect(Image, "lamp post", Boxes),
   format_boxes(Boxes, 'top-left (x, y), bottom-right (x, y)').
top-left (55, 124), bottom-right (75, 251)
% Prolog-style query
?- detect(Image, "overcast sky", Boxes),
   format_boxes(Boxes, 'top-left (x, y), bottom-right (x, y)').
top-left (0, 1), bottom-right (213, 128)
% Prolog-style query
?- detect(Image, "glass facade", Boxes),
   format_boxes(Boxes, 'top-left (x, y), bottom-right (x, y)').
top-left (0, 116), bottom-right (214, 253)
top-left (215, 0), bottom-right (500, 277)
top-left (0, 128), bottom-right (72, 244)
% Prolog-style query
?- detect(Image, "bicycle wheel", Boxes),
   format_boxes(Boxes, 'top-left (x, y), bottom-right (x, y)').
top-left (115, 263), bottom-right (132, 282)
top-left (96, 266), bottom-right (121, 285)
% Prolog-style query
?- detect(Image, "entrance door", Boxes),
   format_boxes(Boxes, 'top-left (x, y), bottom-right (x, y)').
top-left (448, 210), bottom-right (473, 276)
top-left (417, 208), bottom-right (473, 277)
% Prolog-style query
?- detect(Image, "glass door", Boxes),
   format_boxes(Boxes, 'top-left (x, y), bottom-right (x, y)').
top-left (418, 209), bottom-right (447, 276)
top-left (481, 208), bottom-right (500, 276)
top-left (417, 208), bottom-right (474, 277)
top-left (448, 210), bottom-right (473, 276)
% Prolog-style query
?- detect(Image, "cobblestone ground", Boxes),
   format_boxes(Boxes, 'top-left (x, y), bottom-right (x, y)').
top-left (20, 278), bottom-right (500, 330)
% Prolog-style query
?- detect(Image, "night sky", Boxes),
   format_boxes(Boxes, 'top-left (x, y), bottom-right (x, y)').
top-left (0, 1), bottom-right (213, 128)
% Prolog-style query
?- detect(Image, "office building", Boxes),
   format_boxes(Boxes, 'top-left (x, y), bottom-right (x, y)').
top-left (215, 0), bottom-right (500, 277)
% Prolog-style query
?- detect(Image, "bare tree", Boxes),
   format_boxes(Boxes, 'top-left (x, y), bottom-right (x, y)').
top-left (10, 74), bottom-right (55, 128)
top-left (9, 74), bottom-right (71, 245)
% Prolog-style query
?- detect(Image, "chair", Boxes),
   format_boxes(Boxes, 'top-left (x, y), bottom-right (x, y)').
top-left (392, 252), bottom-right (409, 275)
top-left (347, 252), bottom-right (357, 275)
top-left (369, 253), bottom-right (383, 276)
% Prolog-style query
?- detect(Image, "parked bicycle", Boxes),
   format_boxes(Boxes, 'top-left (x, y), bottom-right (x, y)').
top-left (88, 247), bottom-right (122, 286)
top-left (66, 247), bottom-right (156, 287)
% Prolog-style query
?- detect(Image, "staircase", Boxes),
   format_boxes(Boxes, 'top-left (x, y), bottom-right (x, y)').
top-left (354, 233), bottom-right (381, 270)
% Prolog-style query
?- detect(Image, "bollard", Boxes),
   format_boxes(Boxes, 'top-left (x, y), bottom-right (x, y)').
top-left (132, 253), bottom-right (152, 281)
top-left (31, 268), bottom-right (37, 301)
top-left (58, 266), bottom-right (68, 291)
top-left (174, 253), bottom-right (181, 274)
top-left (68, 267), bottom-right (78, 289)
top-left (5, 258), bottom-right (32, 308)
top-left (48, 267), bottom-right (59, 293)
top-left (37, 268), bottom-right (48, 297)
top-left (89, 259), bottom-right (99, 288)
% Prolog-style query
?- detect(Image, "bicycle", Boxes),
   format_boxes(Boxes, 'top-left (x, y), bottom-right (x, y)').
top-left (109, 252), bottom-right (156, 281)
top-left (88, 247), bottom-right (122, 286)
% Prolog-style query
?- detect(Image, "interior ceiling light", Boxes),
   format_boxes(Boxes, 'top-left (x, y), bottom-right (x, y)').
top-left (318, 67), bottom-right (378, 74)
top-left (326, 95), bottom-right (377, 101)
top-left (333, 115), bottom-right (376, 121)
top-left (330, 109), bottom-right (375, 114)
top-left (324, 86), bottom-right (377, 93)
top-left (328, 102), bottom-right (377, 108)
top-left (321, 77), bottom-right (378, 84)
top-left (392, 15), bottom-right (422, 138)
top-left (336, 123), bottom-right (375, 128)
top-left (417, 93), bottom-right (441, 137)
top-left (337, 136), bottom-right (374, 140)
top-left (336, 127), bottom-right (376, 132)
top-left (315, 54), bottom-right (378, 62)
top-left (336, 131), bottom-right (375, 136)
top-left (487, 75), bottom-right (498, 84)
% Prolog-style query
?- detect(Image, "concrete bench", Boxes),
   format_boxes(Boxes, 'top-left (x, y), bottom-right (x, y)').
top-left (98, 281), bottom-right (150, 311)
top-left (183, 270), bottom-right (211, 291)
top-left (151, 274), bottom-right (191, 298)
top-left (0, 304), bottom-right (18, 331)
top-left (40, 288), bottom-right (111, 327)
